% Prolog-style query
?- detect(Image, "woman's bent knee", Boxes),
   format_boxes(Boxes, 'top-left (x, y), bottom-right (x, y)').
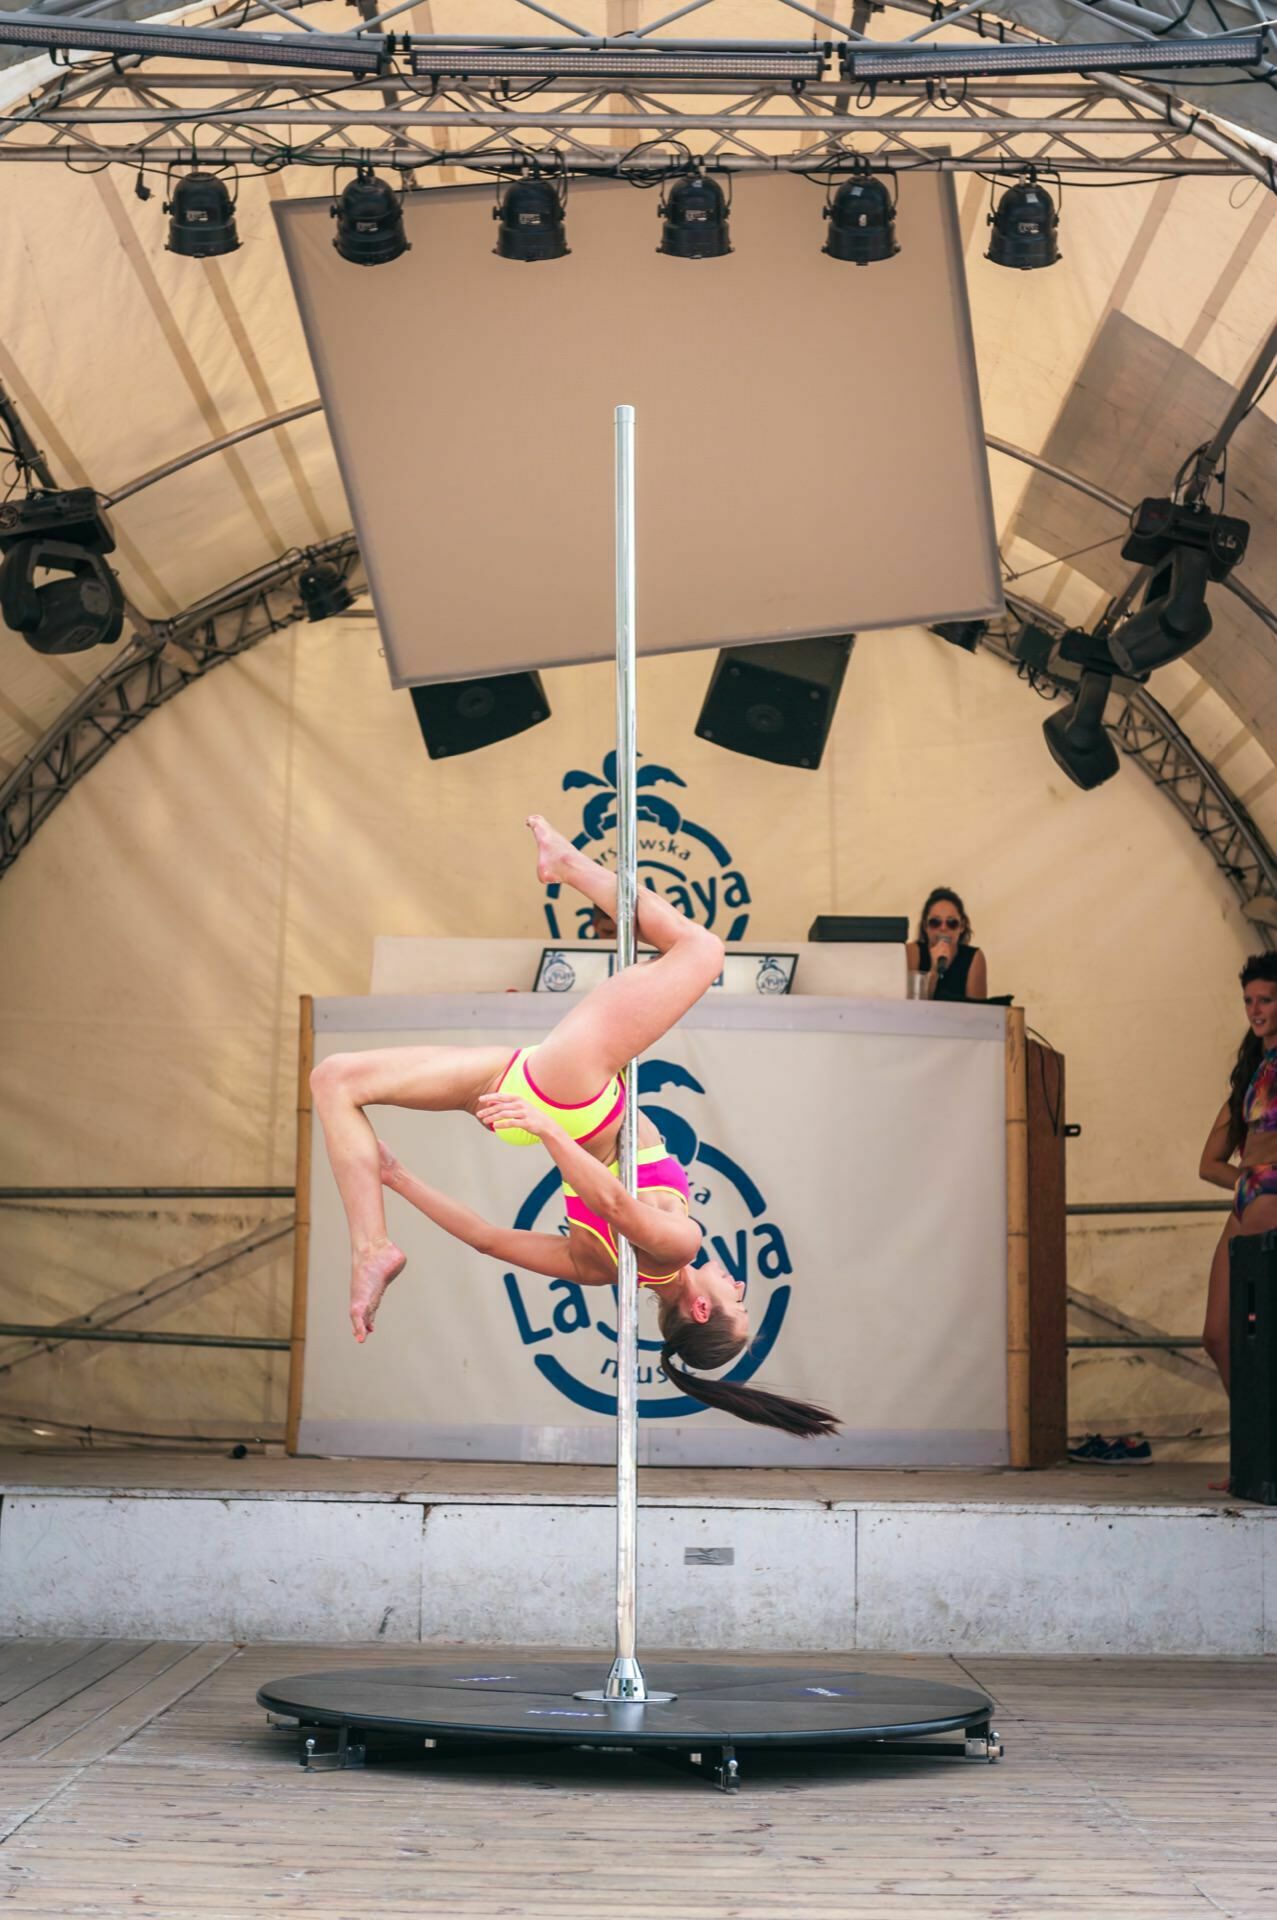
top-left (311, 1054), bottom-right (355, 1101)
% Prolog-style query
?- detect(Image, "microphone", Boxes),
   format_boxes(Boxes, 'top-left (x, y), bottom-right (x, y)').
top-left (936, 949), bottom-right (949, 977)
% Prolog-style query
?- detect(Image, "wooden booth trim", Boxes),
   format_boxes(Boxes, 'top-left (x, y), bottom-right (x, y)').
top-left (1005, 1008), bottom-right (1069, 1469)
top-left (1005, 1007), bottom-right (1031, 1468)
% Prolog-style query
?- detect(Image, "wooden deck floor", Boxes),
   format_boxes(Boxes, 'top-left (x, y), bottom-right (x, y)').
top-left (0, 1639), bottom-right (1272, 1917)
top-left (0, 1448), bottom-right (1245, 1509)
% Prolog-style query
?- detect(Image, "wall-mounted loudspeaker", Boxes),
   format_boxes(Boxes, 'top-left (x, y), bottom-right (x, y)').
top-left (409, 672), bottom-right (550, 760)
top-left (695, 636), bottom-right (854, 770)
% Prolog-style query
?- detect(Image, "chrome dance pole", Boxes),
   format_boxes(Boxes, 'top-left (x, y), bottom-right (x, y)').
top-left (606, 401), bottom-right (645, 1702)
top-left (578, 404), bottom-right (671, 1708)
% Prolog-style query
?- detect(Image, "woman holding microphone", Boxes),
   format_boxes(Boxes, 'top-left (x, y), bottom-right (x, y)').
top-left (906, 887), bottom-right (989, 1001)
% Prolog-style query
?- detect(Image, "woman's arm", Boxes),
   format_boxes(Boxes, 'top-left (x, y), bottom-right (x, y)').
top-left (967, 949), bottom-right (988, 999)
top-left (382, 1153), bottom-right (581, 1280)
top-left (1199, 1099), bottom-right (1239, 1192)
top-left (475, 1094), bottom-right (703, 1270)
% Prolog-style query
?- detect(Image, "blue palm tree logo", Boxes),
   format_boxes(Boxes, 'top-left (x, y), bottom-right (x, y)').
top-left (566, 749), bottom-right (688, 841)
top-left (545, 751), bottom-right (752, 942)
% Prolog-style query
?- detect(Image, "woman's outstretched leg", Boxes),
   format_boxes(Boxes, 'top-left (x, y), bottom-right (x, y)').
top-left (528, 814), bottom-right (723, 1095)
top-left (310, 1041), bottom-right (510, 1339)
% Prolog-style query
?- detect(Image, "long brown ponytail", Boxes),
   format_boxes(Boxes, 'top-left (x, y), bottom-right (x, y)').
top-left (1227, 954), bottom-right (1277, 1154)
top-left (660, 1311), bottom-right (839, 1439)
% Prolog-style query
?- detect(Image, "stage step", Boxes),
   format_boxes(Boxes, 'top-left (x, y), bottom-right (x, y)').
top-left (0, 1459), bottom-right (1271, 1656)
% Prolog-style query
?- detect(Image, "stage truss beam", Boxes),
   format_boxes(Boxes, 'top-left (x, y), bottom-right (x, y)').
top-left (1, 77), bottom-right (1270, 180)
top-left (0, 535), bottom-right (363, 877)
top-left (990, 599), bottom-right (1277, 949)
top-left (0, 0), bottom-right (1274, 185)
top-left (2, 521), bottom-right (1274, 958)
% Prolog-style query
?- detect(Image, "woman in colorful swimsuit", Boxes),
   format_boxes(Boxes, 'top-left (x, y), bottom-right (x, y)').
top-left (311, 814), bottom-right (836, 1437)
top-left (1198, 952), bottom-right (1277, 1389)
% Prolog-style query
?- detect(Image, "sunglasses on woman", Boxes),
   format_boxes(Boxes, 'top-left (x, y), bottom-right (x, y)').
top-left (927, 916), bottom-right (961, 931)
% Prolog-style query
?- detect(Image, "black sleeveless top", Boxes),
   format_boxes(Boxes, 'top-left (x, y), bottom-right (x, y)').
top-left (918, 943), bottom-right (978, 1001)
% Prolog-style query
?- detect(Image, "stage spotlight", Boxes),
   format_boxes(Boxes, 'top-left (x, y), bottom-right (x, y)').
top-left (165, 172), bottom-right (240, 258)
top-left (930, 620), bottom-right (986, 653)
top-left (494, 179), bottom-right (569, 263)
top-left (657, 174), bottom-right (732, 259)
top-left (0, 538), bottom-right (124, 655)
top-left (332, 167), bottom-right (409, 266)
top-left (986, 178), bottom-right (1059, 271)
top-left (823, 176), bottom-right (898, 265)
top-left (1042, 669), bottom-right (1120, 791)
top-left (298, 560), bottom-right (354, 621)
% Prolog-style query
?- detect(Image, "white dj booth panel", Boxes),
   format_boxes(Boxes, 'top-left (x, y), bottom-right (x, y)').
top-left (297, 992), bottom-right (1008, 1468)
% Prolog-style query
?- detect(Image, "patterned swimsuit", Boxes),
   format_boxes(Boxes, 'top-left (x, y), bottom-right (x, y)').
top-left (1235, 1047), bottom-right (1277, 1217)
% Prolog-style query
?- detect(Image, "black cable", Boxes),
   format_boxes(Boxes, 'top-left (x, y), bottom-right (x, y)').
top-left (0, 1409), bottom-right (279, 1447)
top-left (1149, 0), bottom-right (1200, 32)
top-left (1240, 360), bottom-right (1277, 422)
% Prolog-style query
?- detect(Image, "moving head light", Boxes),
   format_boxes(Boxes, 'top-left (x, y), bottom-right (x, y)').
top-left (1121, 496), bottom-right (1249, 581)
top-left (1107, 497), bottom-right (1250, 678)
top-left (0, 487), bottom-right (114, 554)
top-left (0, 489), bottom-right (124, 655)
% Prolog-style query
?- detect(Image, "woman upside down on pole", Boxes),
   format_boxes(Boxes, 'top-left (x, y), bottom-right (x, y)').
top-left (310, 815), bottom-right (837, 1438)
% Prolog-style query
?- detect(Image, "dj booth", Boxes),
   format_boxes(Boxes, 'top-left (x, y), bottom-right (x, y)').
top-left (288, 941), bottom-right (1065, 1469)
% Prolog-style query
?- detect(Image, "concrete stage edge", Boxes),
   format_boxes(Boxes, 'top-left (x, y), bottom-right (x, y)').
top-left (256, 1659), bottom-right (1001, 1792)
top-left (0, 1456), bottom-right (1271, 1657)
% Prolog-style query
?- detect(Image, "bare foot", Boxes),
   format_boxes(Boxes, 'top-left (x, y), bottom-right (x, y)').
top-left (527, 814), bottom-right (582, 888)
top-left (350, 1240), bottom-right (406, 1343)
top-left (377, 1140), bottom-right (402, 1188)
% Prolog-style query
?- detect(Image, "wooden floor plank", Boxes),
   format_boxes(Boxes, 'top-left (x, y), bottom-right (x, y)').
top-left (0, 1642), bottom-right (151, 1743)
top-left (0, 1639), bottom-right (104, 1707)
top-left (0, 1641), bottom-right (201, 1762)
top-left (44, 1643), bottom-right (237, 1767)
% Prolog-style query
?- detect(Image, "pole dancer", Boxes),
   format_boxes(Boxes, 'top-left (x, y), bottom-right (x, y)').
top-left (316, 809), bottom-right (833, 1439)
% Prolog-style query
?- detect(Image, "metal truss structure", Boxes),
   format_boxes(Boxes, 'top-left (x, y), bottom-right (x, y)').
top-left (988, 601), bottom-right (1277, 944)
top-left (0, 535), bottom-right (363, 875)
top-left (0, 0), bottom-right (1274, 183)
top-left (3, 494), bottom-right (1275, 950)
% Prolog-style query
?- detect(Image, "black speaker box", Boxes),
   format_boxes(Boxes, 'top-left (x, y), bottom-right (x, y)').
top-left (695, 636), bottom-right (853, 770)
top-left (1229, 1230), bottom-right (1277, 1505)
top-left (410, 672), bottom-right (549, 760)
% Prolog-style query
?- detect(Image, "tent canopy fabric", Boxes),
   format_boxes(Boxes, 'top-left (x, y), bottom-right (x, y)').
top-left (0, 0), bottom-right (1276, 869)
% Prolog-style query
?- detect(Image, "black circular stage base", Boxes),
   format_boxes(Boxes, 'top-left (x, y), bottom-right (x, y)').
top-left (258, 1659), bottom-right (1002, 1792)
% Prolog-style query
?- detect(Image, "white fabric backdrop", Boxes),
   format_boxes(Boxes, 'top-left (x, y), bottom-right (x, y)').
top-left (299, 993), bottom-right (1009, 1467)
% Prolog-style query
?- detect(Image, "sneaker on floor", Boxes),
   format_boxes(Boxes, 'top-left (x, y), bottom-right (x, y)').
top-left (1069, 1433), bottom-right (1152, 1465)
